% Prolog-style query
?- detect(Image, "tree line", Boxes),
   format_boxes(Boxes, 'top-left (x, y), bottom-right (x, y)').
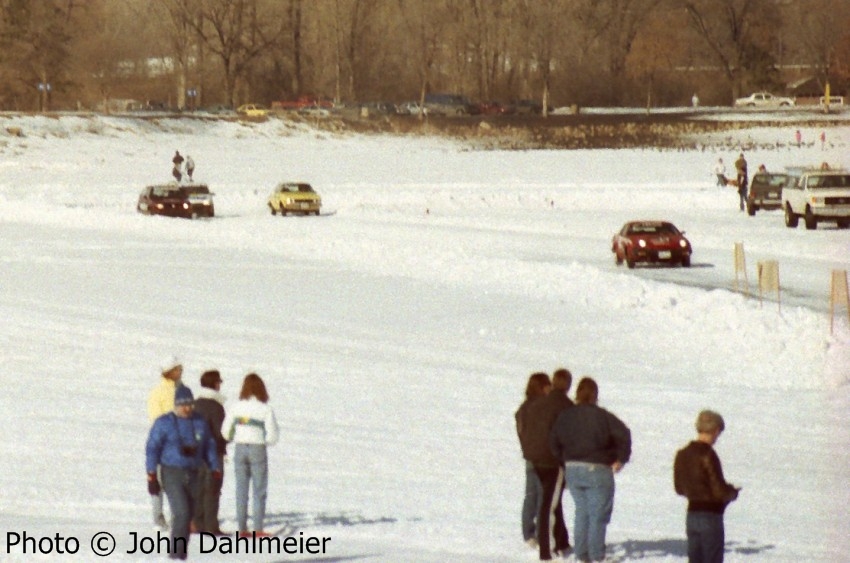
top-left (1, 0), bottom-right (847, 112)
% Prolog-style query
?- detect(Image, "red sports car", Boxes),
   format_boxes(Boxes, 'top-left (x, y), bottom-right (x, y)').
top-left (612, 220), bottom-right (692, 268)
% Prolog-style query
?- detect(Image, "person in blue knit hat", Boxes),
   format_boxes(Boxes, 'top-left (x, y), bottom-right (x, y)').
top-left (146, 385), bottom-right (221, 560)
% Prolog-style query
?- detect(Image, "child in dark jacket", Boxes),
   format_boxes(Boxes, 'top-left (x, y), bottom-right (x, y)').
top-left (674, 410), bottom-right (740, 563)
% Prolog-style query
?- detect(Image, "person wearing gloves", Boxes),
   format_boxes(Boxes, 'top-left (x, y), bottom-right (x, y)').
top-left (146, 385), bottom-right (221, 560)
top-left (221, 373), bottom-right (279, 536)
top-left (147, 356), bottom-right (184, 530)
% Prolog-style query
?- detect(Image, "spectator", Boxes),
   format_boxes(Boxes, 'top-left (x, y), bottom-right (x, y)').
top-left (222, 373), bottom-right (280, 536)
top-left (523, 368), bottom-right (574, 560)
top-left (185, 155), bottom-right (195, 182)
top-left (192, 370), bottom-right (228, 535)
top-left (734, 153), bottom-right (748, 211)
top-left (172, 151), bottom-right (184, 182)
top-left (674, 410), bottom-right (740, 563)
top-left (550, 377), bottom-right (631, 563)
top-left (146, 386), bottom-right (221, 560)
top-left (515, 372), bottom-right (552, 549)
top-left (714, 158), bottom-right (726, 187)
top-left (147, 357), bottom-right (184, 530)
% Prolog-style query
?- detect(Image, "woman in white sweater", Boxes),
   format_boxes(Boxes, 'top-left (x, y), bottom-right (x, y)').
top-left (221, 373), bottom-right (279, 535)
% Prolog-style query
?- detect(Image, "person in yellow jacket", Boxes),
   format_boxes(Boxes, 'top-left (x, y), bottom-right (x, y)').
top-left (147, 357), bottom-right (183, 530)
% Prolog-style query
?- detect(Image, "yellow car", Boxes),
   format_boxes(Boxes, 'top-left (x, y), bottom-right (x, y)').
top-left (268, 182), bottom-right (322, 216)
top-left (236, 103), bottom-right (269, 117)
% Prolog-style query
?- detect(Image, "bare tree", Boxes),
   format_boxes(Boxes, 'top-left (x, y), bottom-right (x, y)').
top-left (0, 0), bottom-right (79, 110)
top-left (678, 0), bottom-right (781, 101)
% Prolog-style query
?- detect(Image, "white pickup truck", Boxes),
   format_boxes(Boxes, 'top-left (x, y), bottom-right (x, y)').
top-left (783, 168), bottom-right (850, 230)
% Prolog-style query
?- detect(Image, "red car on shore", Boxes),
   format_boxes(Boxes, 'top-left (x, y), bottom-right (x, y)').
top-left (612, 220), bottom-right (692, 268)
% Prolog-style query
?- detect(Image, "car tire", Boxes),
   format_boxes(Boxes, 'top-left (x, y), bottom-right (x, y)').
top-left (838, 220), bottom-right (849, 229)
top-left (682, 256), bottom-right (691, 267)
top-left (747, 203), bottom-right (756, 216)
top-left (615, 252), bottom-right (623, 266)
top-left (784, 205), bottom-right (798, 228)
top-left (269, 204), bottom-right (277, 216)
top-left (804, 207), bottom-right (817, 230)
top-left (626, 256), bottom-right (635, 269)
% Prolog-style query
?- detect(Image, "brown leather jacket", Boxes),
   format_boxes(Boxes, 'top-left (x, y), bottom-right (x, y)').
top-left (674, 441), bottom-right (738, 513)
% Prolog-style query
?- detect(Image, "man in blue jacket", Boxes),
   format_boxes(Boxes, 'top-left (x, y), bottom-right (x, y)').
top-left (146, 386), bottom-right (221, 560)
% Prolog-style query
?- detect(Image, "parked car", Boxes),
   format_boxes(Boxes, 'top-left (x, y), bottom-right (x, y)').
top-left (267, 182), bottom-right (322, 216)
top-left (612, 220), bottom-right (692, 268)
top-left (236, 103), bottom-right (269, 117)
top-left (423, 93), bottom-right (476, 116)
top-left (137, 184), bottom-right (215, 219)
top-left (509, 99), bottom-right (552, 115)
top-left (782, 167), bottom-right (850, 229)
top-left (475, 101), bottom-right (513, 115)
top-left (746, 172), bottom-right (788, 215)
top-left (733, 92), bottom-right (795, 108)
top-left (396, 101), bottom-right (429, 116)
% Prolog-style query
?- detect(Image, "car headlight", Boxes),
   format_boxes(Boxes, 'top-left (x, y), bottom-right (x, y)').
top-left (679, 239), bottom-right (688, 248)
top-left (809, 197), bottom-right (823, 205)
top-left (182, 203), bottom-right (189, 209)
top-left (638, 239), bottom-right (646, 248)
top-left (156, 203), bottom-right (163, 209)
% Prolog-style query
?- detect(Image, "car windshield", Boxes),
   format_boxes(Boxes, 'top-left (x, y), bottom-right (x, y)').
top-left (808, 175), bottom-right (850, 188)
top-left (752, 174), bottom-right (787, 188)
top-left (278, 183), bottom-right (314, 193)
top-left (628, 223), bottom-right (677, 235)
top-left (150, 187), bottom-right (180, 198)
top-left (181, 186), bottom-right (210, 195)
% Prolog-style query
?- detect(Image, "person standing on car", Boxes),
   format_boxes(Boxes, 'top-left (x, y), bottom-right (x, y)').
top-left (172, 150), bottom-right (184, 182)
top-left (714, 158), bottom-right (726, 187)
top-left (524, 368), bottom-right (573, 560)
top-left (734, 153), bottom-right (748, 211)
top-left (147, 357), bottom-right (184, 530)
top-left (515, 372), bottom-right (552, 550)
top-left (185, 155), bottom-right (195, 182)
top-left (674, 410), bottom-right (740, 563)
top-left (146, 385), bottom-right (221, 560)
top-left (192, 370), bottom-right (228, 535)
top-left (222, 373), bottom-right (279, 536)
top-left (550, 377), bottom-right (631, 563)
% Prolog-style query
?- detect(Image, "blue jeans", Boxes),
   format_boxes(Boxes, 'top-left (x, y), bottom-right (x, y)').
top-left (522, 461), bottom-right (542, 541)
top-left (234, 444), bottom-right (268, 532)
top-left (565, 463), bottom-right (615, 562)
top-left (686, 511), bottom-right (725, 563)
top-left (160, 465), bottom-right (199, 557)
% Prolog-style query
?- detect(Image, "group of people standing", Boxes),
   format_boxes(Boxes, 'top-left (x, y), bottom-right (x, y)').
top-left (145, 358), bottom-right (279, 560)
top-left (516, 369), bottom-right (739, 563)
top-left (515, 369), bottom-right (632, 562)
top-left (171, 150), bottom-right (196, 183)
top-left (714, 154), bottom-right (760, 211)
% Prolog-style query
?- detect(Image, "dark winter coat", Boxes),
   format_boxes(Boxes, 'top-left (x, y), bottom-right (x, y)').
top-left (193, 389), bottom-right (227, 458)
top-left (517, 391), bottom-right (574, 468)
top-left (549, 404), bottom-right (631, 466)
top-left (674, 441), bottom-right (738, 514)
top-left (146, 412), bottom-right (219, 473)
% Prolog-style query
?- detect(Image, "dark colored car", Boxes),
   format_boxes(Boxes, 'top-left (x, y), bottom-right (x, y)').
top-left (423, 93), bottom-right (476, 116)
top-left (746, 172), bottom-right (788, 216)
top-left (137, 184), bottom-right (215, 219)
top-left (612, 220), bottom-right (692, 268)
top-left (509, 99), bottom-right (552, 115)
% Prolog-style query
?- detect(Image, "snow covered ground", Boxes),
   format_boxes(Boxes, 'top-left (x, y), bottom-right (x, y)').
top-left (0, 113), bottom-right (848, 562)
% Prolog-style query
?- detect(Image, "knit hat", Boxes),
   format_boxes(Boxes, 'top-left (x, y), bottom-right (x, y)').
top-left (174, 385), bottom-right (194, 406)
top-left (161, 356), bottom-right (182, 374)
